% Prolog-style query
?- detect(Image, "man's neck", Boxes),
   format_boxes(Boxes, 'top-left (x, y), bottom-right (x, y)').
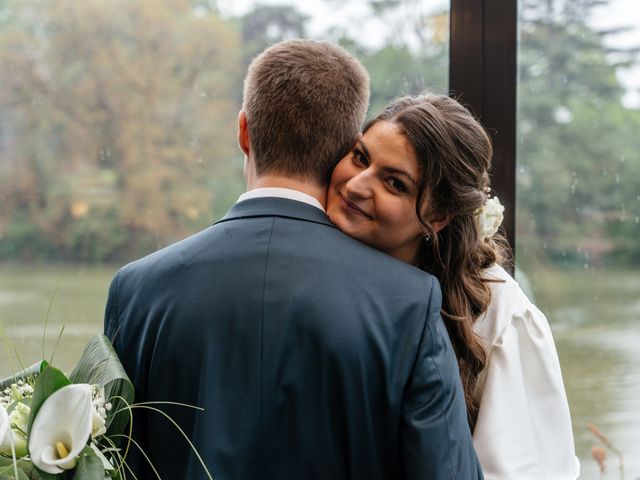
top-left (248, 174), bottom-right (327, 209)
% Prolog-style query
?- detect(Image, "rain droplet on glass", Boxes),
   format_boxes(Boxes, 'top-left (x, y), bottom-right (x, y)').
top-left (553, 106), bottom-right (572, 124)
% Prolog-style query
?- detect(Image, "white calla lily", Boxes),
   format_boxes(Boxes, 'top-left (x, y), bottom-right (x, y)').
top-left (0, 404), bottom-right (11, 452)
top-left (28, 384), bottom-right (94, 474)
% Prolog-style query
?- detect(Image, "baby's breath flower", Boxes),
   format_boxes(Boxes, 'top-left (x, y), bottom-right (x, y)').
top-left (1, 381), bottom-right (34, 407)
top-left (90, 385), bottom-right (109, 439)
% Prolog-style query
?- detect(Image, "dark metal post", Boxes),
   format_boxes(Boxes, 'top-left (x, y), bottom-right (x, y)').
top-left (449, 0), bottom-right (518, 265)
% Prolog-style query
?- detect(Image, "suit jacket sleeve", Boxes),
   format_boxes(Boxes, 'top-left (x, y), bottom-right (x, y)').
top-left (104, 271), bottom-right (120, 343)
top-left (400, 278), bottom-right (484, 480)
top-left (103, 271), bottom-right (152, 477)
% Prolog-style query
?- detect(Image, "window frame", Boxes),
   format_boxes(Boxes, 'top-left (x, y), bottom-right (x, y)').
top-left (449, 0), bottom-right (517, 264)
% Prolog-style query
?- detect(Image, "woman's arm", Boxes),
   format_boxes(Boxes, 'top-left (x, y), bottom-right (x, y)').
top-left (473, 286), bottom-right (579, 480)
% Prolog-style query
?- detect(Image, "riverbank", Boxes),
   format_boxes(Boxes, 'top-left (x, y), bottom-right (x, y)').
top-left (1, 263), bottom-right (638, 478)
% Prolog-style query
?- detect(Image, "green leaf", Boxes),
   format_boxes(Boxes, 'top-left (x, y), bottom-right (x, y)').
top-left (88, 445), bottom-right (113, 472)
top-left (70, 447), bottom-right (104, 480)
top-left (30, 468), bottom-right (61, 480)
top-left (106, 469), bottom-right (121, 480)
top-left (69, 336), bottom-right (134, 438)
top-left (0, 458), bottom-right (34, 477)
top-left (26, 367), bottom-right (71, 435)
top-left (0, 468), bottom-right (29, 480)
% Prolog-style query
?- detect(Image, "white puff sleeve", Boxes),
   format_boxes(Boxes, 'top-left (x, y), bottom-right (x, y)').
top-left (472, 266), bottom-right (580, 480)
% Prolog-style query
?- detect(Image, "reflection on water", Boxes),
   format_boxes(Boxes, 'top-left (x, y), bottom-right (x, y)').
top-left (556, 328), bottom-right (639, 479)
top-left (1, 264), bottom-right (638, 478)
top-left (528, 267), bottom-right (640, 480)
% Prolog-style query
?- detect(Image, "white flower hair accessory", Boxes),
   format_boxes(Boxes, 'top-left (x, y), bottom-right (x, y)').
top-left (475, 195), bottom-right (504, 240)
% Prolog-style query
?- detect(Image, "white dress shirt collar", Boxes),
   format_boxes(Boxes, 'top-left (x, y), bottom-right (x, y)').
top-left (237, 187), bottom-right (325, 212)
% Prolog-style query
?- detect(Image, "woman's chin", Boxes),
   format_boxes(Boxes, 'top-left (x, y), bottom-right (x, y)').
top-left (328, 210), bottom-right (357, 237)
top-left (327, 211), bottom-right (347, 232)
top-left (328, 213), bottom-right (371, 248)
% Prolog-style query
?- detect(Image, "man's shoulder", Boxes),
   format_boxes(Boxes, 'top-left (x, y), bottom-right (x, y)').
top-left (281, 221), bottom-right (438, 301)
top-left (319, 224), bottom-right (432, 276)
top-left (114, 225), bottom-right (218, 282)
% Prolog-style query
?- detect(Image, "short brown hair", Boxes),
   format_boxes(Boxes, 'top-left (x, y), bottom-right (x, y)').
top-left (242, 39), bottom-right (369, 184)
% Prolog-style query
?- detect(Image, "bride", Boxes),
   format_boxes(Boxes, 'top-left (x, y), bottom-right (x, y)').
top-left (325, 94), bottom-right (580, 479)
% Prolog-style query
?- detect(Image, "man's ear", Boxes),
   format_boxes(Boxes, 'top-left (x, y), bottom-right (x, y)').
top-left (237, 111), bottom-right (250, 156)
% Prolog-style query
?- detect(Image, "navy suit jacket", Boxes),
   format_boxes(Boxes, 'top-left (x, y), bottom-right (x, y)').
top-left (104, 197), bottom-right (482, 479)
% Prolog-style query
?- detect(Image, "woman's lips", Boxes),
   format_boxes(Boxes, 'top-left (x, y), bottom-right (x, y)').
top-left (340, 194), bottom-right (372, 219)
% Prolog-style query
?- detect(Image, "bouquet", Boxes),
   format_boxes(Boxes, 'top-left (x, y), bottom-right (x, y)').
top-left (0, 335), bottom-right (135, 479)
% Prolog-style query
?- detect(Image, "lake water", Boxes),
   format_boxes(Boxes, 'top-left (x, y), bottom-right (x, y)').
top-left (0, 263), bottom-right (637, 479)
top-left (525, 267), bottom-right (640, 480)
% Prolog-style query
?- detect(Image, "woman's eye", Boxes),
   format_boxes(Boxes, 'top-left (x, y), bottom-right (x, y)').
top-left (387, 177), bottom-right (408, 193)
top-left (351, 149), bottom-right (368, 167)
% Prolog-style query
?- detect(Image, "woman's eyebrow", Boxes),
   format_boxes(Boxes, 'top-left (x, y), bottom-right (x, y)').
top-left (356, 139), bottom-right (372, 160)
top-left (382, 166), bottom-right (418, 186)
top-left (357, 139), bottom-right (418, 186)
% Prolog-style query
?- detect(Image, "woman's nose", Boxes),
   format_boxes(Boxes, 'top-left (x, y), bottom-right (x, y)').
top-left (345, 170), bottom-right (373, 200)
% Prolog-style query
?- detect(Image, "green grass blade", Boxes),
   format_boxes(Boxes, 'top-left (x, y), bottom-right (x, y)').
top-left (110, 434), bottom-right (161, 480)
top-left (128, 405), bottom-right (213, 480)
top-left (49, 324), bottom-right (66, 366)
top-left (41, 281), bottom-right (61, 361)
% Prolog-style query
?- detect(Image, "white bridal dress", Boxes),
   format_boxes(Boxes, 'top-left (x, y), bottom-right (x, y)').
top-left (472, 264), bottom-right (580, 480)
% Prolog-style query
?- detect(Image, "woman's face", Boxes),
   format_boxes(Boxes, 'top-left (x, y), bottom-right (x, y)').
top-left (327, 121), bottom-right (427, 264)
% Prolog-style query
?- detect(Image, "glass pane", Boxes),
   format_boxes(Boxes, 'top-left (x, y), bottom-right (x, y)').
top-left (517, 0), bottom-right (640, 477)
top-left (0, 0), bottom-right (449, 375)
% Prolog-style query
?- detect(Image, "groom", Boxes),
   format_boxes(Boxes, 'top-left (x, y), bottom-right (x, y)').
top-left (104, 40), bottom-right (482, 479)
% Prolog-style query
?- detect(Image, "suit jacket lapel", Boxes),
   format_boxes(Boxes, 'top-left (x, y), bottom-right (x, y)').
top-left (215, 197), bottom-right (337, 229)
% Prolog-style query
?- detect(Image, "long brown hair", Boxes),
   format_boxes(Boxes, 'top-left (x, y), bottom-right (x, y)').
top-left (364, 94), bottom-right (510, 429)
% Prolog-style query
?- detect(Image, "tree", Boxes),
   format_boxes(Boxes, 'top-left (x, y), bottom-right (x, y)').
top-left (240, 5), bottom-right (308, 68)
top-left (517, 0), bottom-right (640, 267)
top-left (0, 0), bottom-right (243, 261)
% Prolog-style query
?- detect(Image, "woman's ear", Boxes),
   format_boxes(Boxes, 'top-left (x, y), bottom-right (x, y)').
top-left (420, 203), bottom-right (453, 235)
top-left (429, 212), bottom-right (453, 234)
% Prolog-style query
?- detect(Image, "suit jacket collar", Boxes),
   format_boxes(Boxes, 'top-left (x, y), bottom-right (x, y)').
top-left (215, 197), bottom-right (337, 229)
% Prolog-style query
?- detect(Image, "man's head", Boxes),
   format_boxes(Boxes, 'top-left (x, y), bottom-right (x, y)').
top-left (240, 39), bottom-right (370, 186)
